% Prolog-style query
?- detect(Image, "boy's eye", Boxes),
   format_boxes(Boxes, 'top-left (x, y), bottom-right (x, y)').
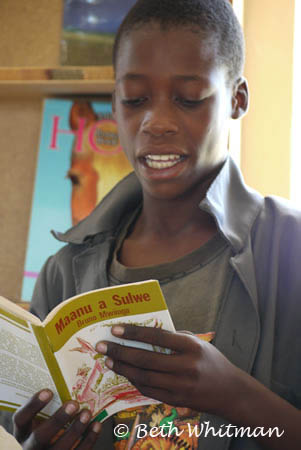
top-left (121, 97), bottom-right (148, 107)
top-left (175, 97), bottom-right (203, 108)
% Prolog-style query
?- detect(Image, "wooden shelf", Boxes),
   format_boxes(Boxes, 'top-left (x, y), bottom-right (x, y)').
top-left (0, 80), bottom-right (115, 97)
top-left (0, 66), bottom-right (115, 97)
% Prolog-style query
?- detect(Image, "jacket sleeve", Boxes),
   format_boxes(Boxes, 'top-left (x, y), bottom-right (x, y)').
top-left (30, 255), bottom-right (64, 320)
top-left (30, 241), bottom-right (80, 320)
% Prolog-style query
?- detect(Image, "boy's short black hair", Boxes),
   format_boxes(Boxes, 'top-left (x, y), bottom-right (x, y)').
top-left (113, 0), bottom-right (245, 83)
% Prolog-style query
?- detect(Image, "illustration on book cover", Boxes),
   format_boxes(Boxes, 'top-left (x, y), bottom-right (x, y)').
top-left (57, 316), bottom-right (168, 421)
top-left (22, 99), bottom-right (132, 301)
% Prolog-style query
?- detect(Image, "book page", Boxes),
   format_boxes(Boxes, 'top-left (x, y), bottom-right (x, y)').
top-left (0, 307), bottom-right (61, 418)
top-left (0, 425), bottom-right (21, 450)
top-left (0, 295), bottom-right (40, 325)
top-left (43, 280), bottom-right (175, 422)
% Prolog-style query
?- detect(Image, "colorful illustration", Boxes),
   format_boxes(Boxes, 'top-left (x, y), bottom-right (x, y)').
top-left (22, 99), bottom-right (132, 301)
top-left (70, 337), bottom-right (109, 414)
top-left (61, 0), bottom-right (137, 65)
top-left (68, 316), bottom-right (170, 418)
top-left (70, 336), bottom-right (150, 419)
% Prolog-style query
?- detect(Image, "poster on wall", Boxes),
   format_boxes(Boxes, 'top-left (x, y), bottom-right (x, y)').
top-left (60, 0), bottom-right (137, 66)
top-left (21, 98), bottom-right (132, 301)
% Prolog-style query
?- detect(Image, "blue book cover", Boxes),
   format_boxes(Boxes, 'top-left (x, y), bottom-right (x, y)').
top-left (61, 0), bottom-right (137, 66)
top-left (22, 98), bottom-right (132, 301)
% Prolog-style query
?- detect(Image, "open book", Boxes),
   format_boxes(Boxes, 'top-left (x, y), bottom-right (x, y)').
top-left (0, 280), bottom-right (175, 422)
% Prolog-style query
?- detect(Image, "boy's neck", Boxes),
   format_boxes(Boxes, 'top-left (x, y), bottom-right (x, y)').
top-left (136, 173), bottom-right (217, 238)
top-left (117, 184), bottom-right (218, 268)
top-left (136, 196), bottom-right (216, 239)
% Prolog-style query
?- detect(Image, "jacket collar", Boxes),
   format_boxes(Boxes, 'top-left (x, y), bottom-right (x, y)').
top-left (52, 171), bottom-right (142, 244)
top-left (53, 156), bottom-right (263, 253)
top-left (200, 156), bottom-right (263, 253)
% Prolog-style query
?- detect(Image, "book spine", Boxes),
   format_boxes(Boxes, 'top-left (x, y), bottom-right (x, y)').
top-left (32, 325), bottom-right (70, 403)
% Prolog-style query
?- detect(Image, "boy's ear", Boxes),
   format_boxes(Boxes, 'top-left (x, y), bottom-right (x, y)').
top-left (112, 90), bottom-right (116, 119)
top-left (231, 77), bottom-right (249, 119)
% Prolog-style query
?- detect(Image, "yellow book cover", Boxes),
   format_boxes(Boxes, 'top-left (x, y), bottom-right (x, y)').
top-left (0, 280), bottom-right (175, 422)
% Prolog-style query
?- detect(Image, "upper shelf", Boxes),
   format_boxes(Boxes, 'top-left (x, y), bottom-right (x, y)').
top-left (0, 66), bottom-right (115, 98)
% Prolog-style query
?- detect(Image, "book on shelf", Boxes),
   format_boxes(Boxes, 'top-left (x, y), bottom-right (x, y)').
top-left (60, 0), bottom-right (137, 66)
top-left (22, 98), bottom-right (132, 302)
top-left (0, 280), bottom-right (175, 423)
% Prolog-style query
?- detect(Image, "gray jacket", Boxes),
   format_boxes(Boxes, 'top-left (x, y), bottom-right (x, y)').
top-left (31, 156), bottom-right (301, 450)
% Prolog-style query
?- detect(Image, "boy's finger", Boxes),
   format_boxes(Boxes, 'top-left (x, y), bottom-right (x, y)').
top-left (110, 324), bottom-right (198, 352)
top-left (75, 421), bottom-right (102, 450)
top-left (108, 357), bottom-right (177, 392)
top-left (13, 389), bottom-right (53, 442)
top-left (45, 409), bottom-right (97, 450)
top-left (97, 340), bottom-right (177, 372)
top-left (27, 401), bottom-right (80, 447)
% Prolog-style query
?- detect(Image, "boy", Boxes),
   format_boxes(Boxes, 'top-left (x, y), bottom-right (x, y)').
top-left (13, 0), bottom-right (301, 448)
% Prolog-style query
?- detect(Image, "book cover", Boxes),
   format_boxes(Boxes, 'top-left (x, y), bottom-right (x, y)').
top-left (60, 0), bottom-right (137, 66)
top-left (0, 280), bottom-right (175, 422)
top-left (22, 98), bottom-right (132, 301)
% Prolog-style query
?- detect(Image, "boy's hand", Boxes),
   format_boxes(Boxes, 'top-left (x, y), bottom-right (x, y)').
top-left (96, 325), bottom-right (242, 419)
top-left (13, 390), bottom-right (101, 449)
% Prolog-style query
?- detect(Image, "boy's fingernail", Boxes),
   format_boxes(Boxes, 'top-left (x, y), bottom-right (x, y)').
top-left (112, 325), bottom-right (124, 336)
top-left (38, 390), bottom-right (52, 402)
top-left (80, 410), bottom-right (91, 424)
top-left (65, 402), bottom-right (78, 415)
top-left (93, 422), bottom-right (102, 433)
top-left (96, 342), bottom-right (107, 354)
top-left (105, 358), bottom-right (114, 369)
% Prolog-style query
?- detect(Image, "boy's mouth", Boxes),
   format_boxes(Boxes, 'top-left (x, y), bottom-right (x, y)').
top-left (144, 154), bottom-right (184, 169)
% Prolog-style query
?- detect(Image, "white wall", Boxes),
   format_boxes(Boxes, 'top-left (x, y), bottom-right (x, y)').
top-left (241, 0), bottom-right (295, 198)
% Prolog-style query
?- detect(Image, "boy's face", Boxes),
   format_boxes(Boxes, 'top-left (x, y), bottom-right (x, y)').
top-left (113, 24), bottom-right (245, 201)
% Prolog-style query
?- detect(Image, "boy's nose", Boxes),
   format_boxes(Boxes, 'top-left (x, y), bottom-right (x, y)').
top-left (141, 109), bottom-right (179, 137)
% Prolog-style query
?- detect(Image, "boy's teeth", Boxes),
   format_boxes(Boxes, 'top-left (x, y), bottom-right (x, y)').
top-left (146, 154), bottom-right (180, 161)
top-left (146, 160), bottom-right (179, 169)
top-left (144, 154), bottom-right (182, 169)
